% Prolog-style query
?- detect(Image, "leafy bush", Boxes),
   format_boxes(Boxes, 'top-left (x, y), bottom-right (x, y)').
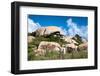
top-left (28, 48), bottom-right (36, 60)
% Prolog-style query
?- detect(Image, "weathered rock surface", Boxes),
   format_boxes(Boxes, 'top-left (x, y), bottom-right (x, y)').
top-left (28, 36), bottom-right (35, 43)
top-left (34, 41), bottom-right (61, 56)
top-left (65, 43), bottom-right (78, 53)
top-left (62, 36), bottom-right (78, 44)
top-left (78, 42), bottom-right (88, 51)
top-left (39, 41), bottom-right (61, 51)
top-left (32, 26), bottom-right (62, 36)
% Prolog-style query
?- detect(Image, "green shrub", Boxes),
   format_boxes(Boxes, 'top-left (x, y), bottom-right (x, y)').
top-left (28, 48), bottom-right (36, 60)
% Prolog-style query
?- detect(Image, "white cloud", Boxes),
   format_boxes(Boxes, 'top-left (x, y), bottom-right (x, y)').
top-left (66, 18), bottom-right (88, 39)
top-left (28, 18), bottom-right (41, 33)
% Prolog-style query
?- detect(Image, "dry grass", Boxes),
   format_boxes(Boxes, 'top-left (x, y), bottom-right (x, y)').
top-left (28, 49), bottom-right (88, 61)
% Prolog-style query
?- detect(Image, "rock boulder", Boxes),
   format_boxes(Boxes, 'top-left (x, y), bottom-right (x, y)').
top-left (34, 41), bottom-right (61, 56)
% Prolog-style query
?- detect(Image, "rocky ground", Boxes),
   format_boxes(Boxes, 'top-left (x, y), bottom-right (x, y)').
top-left (28, 26), bottom-right (88, 61)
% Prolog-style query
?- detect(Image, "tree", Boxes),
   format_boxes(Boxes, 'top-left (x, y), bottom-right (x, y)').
top-left (72, 34), bottom-right (83, 45)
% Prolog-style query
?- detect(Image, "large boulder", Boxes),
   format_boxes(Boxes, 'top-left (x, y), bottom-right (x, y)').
top-left (78, 42), bottom-right (88, 51)
top-left (34, 41), bottom-right (61, 56)
top-left (45, 26), bottom-right (61, 34)
top-left (28, 36), bottom-right (35, 43)
top-left (35, 27), bottom-right (46, 36)
top-left (62, 36), bottom-right (78, 44)
top-left (65, 43), bottom-right (78, 53)
top-left (32, 26), bottom-right (62, 36)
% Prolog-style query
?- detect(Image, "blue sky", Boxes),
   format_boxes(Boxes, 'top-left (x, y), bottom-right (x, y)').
top-left (28, 15), bottom-right (88, 39)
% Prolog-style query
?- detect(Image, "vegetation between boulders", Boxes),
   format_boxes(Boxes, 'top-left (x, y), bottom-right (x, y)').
top-left (28, 33), bottom-right (88, 61)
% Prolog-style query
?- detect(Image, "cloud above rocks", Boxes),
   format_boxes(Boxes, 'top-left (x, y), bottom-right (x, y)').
top-left (28, 18), bottom-right (41, 33)
top-left (66, 18), bottom-right (88, 39)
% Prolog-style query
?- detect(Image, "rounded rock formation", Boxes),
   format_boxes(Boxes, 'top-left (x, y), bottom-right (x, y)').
top-left (33, 26), bottom-right (62, 36)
